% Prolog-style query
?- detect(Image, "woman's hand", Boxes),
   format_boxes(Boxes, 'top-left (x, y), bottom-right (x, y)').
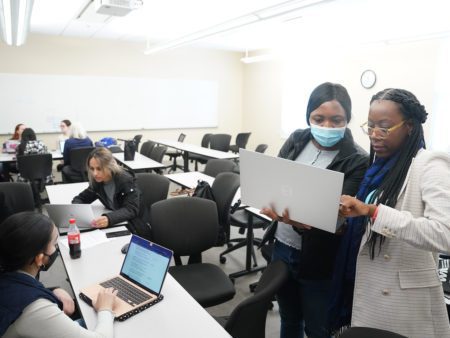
top-left (339, 195), bottom-right (377, 218)
top-left (94, 288), bottom-right (118, 313)
top-left (53, 288), bottom-right (75, 316)
top-left (260, 206), bottom-right (311, 230)
top-left (92, 216), bottom-right (109, 228)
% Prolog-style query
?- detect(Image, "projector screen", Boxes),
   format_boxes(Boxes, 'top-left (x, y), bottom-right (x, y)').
top-left (0, 73), bottom-right (219, 134)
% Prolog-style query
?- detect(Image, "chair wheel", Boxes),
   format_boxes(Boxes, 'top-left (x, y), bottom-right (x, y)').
top-left (220, 256), bottom-right (227, 264)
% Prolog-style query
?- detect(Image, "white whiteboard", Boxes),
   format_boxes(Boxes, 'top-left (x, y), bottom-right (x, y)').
top-left (0, 73), bottom-right (219, 134)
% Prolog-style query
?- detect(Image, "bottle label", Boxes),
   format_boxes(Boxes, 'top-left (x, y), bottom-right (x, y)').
top-left (68, 233), bottom-right (80, 245)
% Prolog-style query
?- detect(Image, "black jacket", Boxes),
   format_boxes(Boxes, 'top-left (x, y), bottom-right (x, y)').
top-left (72, 170), bottom-right (151, 239)
top-left (278, 128), bottom-right (368, 279)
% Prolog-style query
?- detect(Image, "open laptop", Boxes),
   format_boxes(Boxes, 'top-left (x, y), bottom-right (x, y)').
top-left (4, 140), bottom-right (20, 153)
top-left (239, 149), bottom-right (344, 233)
top-left (59, 140), bottom-right (65, 153)
top-left (79, 235), bottom-right (173, 321)
top-left (45, 204), bottom-right (96, 229)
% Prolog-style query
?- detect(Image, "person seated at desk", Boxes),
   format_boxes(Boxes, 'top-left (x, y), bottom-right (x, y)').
top-left (61, 122), bottom-right (93, 183)
top-left (72, 147), bottom-right (151, 239)
top-left (1, 124), bottom-right (26, 179)
top-left (16, 127), bottom-right (53, 184)
top-left (57, 119), bottom-right (72, 172)
top-left (0, 211), bottom-right (118, 338)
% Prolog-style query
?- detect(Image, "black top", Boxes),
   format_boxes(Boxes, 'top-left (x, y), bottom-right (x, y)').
top-left (278, 128), bottom-right (369, 279)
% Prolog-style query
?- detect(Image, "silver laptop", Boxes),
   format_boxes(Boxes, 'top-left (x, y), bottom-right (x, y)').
top-left (4, 140), bottom-right (20, 153)
top-left (239, 149), bottom-right (344, 233)
top-left (80, 235), bottom-right (173, 321)
top-left (45, 204), bottom-right (96, 229)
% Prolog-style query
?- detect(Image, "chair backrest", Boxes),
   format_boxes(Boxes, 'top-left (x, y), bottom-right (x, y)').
top-left (150, 197), bottom-right (219, 255)
top-left (133, 134), bottom-right (143, 151)
top-left (339, 327), bottom-right (408, 338)
top-left (255, 144), bottom-right (268, 153)
top-left (17, 153), bottom-right (52, 181)
top-left (139, 140), bottom-right (156, 157)
top-left (211, 172), bottom-right (240, 229)
top-left (201, 133), bottom-right (213, 148)
top-left (235, 132), bottom-right (251, 149)
top-left (178, 133), bottom-right (186, 142)
top-left (209, 134), bottom-right (231, 152)
top-left (69, 147), bottom-right (96, 175)
top-left (0, 182), bottom-right (34, 222)
top-left (225, 260), bottom-right (289, 338)
top-left (135, 173), bottom-right (170, 210)
top-left (204, 159), bottom-right (236, 178)
top-left (149, 145), bottom-right (167, 163)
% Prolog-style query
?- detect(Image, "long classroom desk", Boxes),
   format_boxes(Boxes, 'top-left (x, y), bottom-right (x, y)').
top-left (152, 139), bottom-right (238, 172)
top-left (58, 234), bottom-right (231, 338)
top-left (0, 150), bottom-right (63, 163)
top-left (113, 152), bottom-right (166, 172)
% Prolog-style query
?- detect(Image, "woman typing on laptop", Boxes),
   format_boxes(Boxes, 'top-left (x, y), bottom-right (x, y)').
top-left (72, 147), bottom-right (151, 239)
top-left (0, 212), bottom-right (118, 338)
top-left (260, 82), bottom-right (368, 338)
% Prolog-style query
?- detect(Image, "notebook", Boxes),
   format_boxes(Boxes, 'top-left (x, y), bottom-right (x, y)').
top-left (239, 149), bottom-right (344, 233)
top-left (79, 235), bottom-right (173, 321)
top-left (45, 204), bottom-right (96, 229)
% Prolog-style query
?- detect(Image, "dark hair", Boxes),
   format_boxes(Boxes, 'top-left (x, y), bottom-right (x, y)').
top-left (306, 82), bottom-right (352, 125)
top-left (11, 123), bottom-right (24, 140)
top-left (367, 88), bottom-right (427, 257)
top-left (17, 128), bottom-right (37, 156)
top-left (61, 119), bottom-right (71, 127)
top-left (0, 212), bottom-right (54, 273)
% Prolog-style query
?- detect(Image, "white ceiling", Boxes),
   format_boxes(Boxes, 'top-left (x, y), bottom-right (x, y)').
top-left (29, 0), bottom-right (450, 52)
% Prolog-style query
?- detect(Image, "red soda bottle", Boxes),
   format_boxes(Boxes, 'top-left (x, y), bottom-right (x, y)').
top-left (68, 218), bottom-right (81, 259)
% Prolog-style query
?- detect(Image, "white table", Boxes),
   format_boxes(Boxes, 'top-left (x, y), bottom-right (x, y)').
top-left (113, 152), bottom-right (166, 171)
top-left (0, 150), bottom-right (63, 163)
top-left (153, 139), bottom-right (238, 172)
top-left (58, 235), bottom-right (231, 338)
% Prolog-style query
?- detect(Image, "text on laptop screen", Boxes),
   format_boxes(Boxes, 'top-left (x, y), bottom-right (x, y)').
top-left (121, 236), bottom-right (172, 294)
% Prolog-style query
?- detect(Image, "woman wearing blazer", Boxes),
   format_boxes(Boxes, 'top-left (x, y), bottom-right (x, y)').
top-left (333, 88), bottom-right (450, 337)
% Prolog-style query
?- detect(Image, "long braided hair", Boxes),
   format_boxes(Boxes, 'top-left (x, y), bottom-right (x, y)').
top-left (366, 88), bottom-right (428, 258)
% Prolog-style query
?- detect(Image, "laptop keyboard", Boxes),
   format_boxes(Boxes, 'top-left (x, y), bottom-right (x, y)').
top-left (101, 277), bottom-right (151, 306)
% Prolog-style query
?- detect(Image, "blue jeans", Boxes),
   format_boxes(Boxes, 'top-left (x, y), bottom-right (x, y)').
top-left (272, 240), bottom-right (331, 338)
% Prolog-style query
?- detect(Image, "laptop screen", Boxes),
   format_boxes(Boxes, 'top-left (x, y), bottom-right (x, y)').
top-left (59, 140), bottom-right (65, 153)
top-left (120, 235), bottom-right (172, 295)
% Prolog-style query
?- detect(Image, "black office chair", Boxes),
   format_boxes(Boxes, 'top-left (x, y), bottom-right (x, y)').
top-left (209, 134), bottom-right (232, 152)
top-left (189, 133), bottom-right (213, 171)
top-left (17, 153), bottom-right (53, 208)
top-left (216, 260), bottom-right (289, 338)
top-left (229, 132), bottom-right (251, 153)
top-left (135, 173), bottom-right (170, 209)
top-left (150, 197), bottom-right (236, 308)
top-left (0, 182), bottom-right (34, 223)
top-left (66, 146), bottom-right (96, 182)
top-left (166, 133), bottom-right (186, 173)
top-left (132, 134), bottom-right (143, 152)
top-left (140, 140), bottom-right (156, 158)
top-left (149, 145), bottom-right (167, 174)
top-left (204, 159), bottom-right (236, 178)
top-left (211, 172), bottom-right (240, 246)
top-left (255, 144), bottom-right (268, 153)
top-left (340, 327), bottom-right (407, 338)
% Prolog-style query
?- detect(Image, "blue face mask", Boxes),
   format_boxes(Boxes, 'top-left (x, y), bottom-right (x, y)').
top-left (310, 125), bottom-right (346, 148)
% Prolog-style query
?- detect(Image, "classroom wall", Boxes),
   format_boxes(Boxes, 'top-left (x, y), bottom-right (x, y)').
top-left (242, 40), bottom-right (441, 155)
top-left (0, 34), bottom-right (244, 149)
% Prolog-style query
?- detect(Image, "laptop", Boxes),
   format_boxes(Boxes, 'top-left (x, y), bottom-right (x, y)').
top-left (4, 140), bottom-right (20, 153)
top-left (45, 204), bottom-right (96, 229)
top-left (79, 235), bottom-right (173, 321)
top-left (239, 149), bottom-right (344, 233)
top-left (59, 140), bottom-right (65, 153)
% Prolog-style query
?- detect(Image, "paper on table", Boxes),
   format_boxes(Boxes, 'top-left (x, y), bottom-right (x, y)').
top-left (59, 229), bottom-right (110, 250)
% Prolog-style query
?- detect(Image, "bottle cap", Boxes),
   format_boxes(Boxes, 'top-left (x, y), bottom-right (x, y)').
top-left (69, 218), bottom-right (76, 224)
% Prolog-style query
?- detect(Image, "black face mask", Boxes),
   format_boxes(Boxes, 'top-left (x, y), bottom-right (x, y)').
top-left (41, 250), bottom-right (58, 272)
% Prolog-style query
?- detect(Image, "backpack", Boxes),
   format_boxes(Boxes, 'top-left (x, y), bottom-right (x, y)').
top-left (192, 180), bottom-right (215, 200)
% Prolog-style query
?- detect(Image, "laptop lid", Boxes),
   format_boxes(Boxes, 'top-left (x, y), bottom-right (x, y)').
top-left (119, 235), bottom-right (173, 296)
top-left (4, 140), bottom-right (20, 153)
top-left (45, 204), bottom-right (95, 229)
top-left (59, 140), bottom-right (65, 153)
top-left (239, 149), bottom-right (344, 233)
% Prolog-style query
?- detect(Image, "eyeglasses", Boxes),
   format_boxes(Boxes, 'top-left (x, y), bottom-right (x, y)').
top-left (360, 120), bottom-right (406, 139)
